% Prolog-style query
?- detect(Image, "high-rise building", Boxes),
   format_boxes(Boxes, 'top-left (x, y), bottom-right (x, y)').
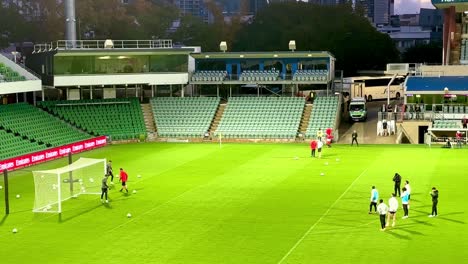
top-left (357, 0), bottom-right (393, 25)
top-left (172, 0), bottom-right (214, 23)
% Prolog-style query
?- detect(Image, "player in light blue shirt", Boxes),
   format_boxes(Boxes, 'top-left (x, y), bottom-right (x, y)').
top-left (401, 187), bottom-right (409, 218)
top-left (369, 186), bottom-right (379, 214)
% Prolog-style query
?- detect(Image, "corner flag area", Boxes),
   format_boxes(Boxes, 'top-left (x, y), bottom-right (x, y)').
top-left (1, 143), bottom-right (467, 263)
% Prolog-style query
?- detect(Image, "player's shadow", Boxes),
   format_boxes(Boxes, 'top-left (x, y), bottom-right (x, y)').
top-left (386, 230), bottom-right (411, 240)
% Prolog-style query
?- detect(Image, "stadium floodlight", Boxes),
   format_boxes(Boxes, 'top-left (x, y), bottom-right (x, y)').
top-left (220, 41), bottom-right (227, 52)
top-left (289, 40), bottom-right (296, 52)
top-left (104, 39), bottom-right (114, 49)
top-left (32, 158), bottom-right (106, 213)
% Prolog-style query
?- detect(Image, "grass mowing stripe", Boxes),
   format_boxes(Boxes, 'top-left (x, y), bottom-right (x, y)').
top-left (277, 168), bottom-right (368, 264)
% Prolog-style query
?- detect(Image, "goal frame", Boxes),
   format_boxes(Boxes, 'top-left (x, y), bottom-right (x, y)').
top-left (32, 158), bottom-right (106, 213)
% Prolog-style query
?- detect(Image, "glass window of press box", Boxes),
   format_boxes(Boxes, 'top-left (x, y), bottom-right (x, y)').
top-left (53, 54), bottom-right (188, 75)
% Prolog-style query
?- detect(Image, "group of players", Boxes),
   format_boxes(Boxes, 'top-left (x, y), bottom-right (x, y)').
top-left (100, 160), bottom-right (129, 203)
top-left (369, 173), bottom-right (440, 231)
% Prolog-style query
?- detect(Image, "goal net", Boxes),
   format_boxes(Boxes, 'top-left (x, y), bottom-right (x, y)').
top-left (32, 158), bottom-right (106, 213)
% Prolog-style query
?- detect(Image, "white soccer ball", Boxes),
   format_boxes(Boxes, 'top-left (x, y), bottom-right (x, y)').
top-left (0, 185), bottom-right (3, 190)
top-left (12, 228), bottom-right (18, 233)
top-left (137, 175), bottom-right (141, 178)
top-left (320, 173), bottom-right (325, 176)
top-left (127, 213), bottom-right (132, 218)
top-left (16, 194), bottom-right (21, 199)
top-left (324, 162), bottom-right (329, 166)
top-left (336, 158), bottom-right (340, 162)
top-left (132, 190), bottom-right (137, 194)
top-left (89, 178), bottom-right (94, 183)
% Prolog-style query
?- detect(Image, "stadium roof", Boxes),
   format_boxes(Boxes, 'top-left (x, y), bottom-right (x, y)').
top-left (405, 76), bottom-right (468, 94)
top-left (191, 51), bottom-right (334, 60)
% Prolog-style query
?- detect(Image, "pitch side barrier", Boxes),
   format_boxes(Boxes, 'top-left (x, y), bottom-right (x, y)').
top-left (0, 136), bottom-right (107, 172)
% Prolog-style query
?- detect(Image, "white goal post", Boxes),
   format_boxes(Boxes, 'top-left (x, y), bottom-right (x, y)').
top-left (32, 158), bottom-right (106, 213)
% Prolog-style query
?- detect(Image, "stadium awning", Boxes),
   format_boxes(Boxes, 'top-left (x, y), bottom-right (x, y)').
top-left (405, 76), bottom-right (468, 94)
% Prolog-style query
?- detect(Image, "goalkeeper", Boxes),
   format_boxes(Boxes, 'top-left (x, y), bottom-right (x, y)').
top-left (106, 160), bottom-right (114, 183)
top-left (101, 175), bottom-right (109, 203)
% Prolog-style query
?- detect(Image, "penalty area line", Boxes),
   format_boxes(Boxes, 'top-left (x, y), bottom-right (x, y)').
top-left (277, 168), bottom-right (368, 264)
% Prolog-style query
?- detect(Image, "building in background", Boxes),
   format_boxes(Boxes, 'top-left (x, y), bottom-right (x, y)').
top-left (379, 8), bottom-right (443, 53)
top-left (172, 0), bottom-right (214, 23)
top-left (358, 0), bottom-right (393, 25)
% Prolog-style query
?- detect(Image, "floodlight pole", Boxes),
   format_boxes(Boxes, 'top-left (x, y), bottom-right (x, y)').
top-left (3, 169), bottom-right (9, 214)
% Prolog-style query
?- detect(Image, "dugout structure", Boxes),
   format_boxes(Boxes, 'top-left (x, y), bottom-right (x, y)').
top-left (32, 158), bottom-right (106, 213)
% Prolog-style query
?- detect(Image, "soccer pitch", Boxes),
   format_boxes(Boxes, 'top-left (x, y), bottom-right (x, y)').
top-left (1, 143), bottom-right (467, 263)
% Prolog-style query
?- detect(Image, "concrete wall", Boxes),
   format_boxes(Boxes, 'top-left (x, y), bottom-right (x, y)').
top-left (399, 121), bottom-right (432, 144)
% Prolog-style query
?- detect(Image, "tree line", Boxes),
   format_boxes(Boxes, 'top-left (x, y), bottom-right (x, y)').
top-left (0, 1), bottom-right (440, 75)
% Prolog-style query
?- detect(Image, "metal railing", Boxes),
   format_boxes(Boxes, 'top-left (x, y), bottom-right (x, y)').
top-left (33, 39), bottom-right (173, 53)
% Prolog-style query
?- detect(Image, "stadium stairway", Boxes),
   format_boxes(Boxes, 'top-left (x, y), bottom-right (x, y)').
top-left (140, 103), bottom-right (157, 140)
top-left (208, 103), bottom-right (226, 137)
top-left (298, 104), bottom-right (313, 138)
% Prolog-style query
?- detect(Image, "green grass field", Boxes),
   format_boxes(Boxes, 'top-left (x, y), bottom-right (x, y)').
top-left (0, 143), bottom-right (467, 263)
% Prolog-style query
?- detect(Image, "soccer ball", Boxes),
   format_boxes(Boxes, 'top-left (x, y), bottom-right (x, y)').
top-left (132, 190), bottom-right (137, 194)
top-left (324, 162), bottom-right (329, 166)
top-left (127, 213), bottom-right (132, 218)
top-left (16, 194), bottom-right (21, 199)
top-left (0, 185), bottom-right (3, 190)
top-left (137, 175), bottom-right (141, 178)
top-left (320, 172), bottom-right (325, 176)
top-left (336, 158), bottom-right (340, 162)
top-left (12, 228), bottom-right (18, 233)
top-left (89, 178), bottom-right (94, 183)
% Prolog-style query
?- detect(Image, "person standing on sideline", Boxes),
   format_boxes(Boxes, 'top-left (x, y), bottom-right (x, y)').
top-left (101, 175), bottom-right (109, 203)
top-left (119, 168), bottom-right (129, 193)
top-left (317, 128), bottom-right (323, 141)
top-left (401, 187), bottom-right (409, 218)
top-left (393, 173), bottom-right (402, 196)
top-left (351, 130), bottom-right (358, 146)
top-left (404, 180), bottom-right (411, 207)
top-left (462, 115), bottom-right (467, 129)
top-left (377, 199), bottom-right (389, 231)
top-left (106, 160), bottom-right (114, 184)
top-left (369, 186), bottom-right (379, 214)
top-left (387, 193), bottom-right (399, 227)
top-left (317, 140), bottom-right (324, 158)
top-left (429, 187), bottom-right (439, 217)
top-left (456, 131), bottom-right (463, 148)
top-left (310, 139), bottom-right (317, 157)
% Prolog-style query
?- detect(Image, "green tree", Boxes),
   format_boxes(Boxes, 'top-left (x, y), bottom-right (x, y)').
top-left (402, 42), bottom-right (442, 64)
top-left (0, 5), bottom-right (33, 48)
top-left (233, 2), bottom-right (399, 75)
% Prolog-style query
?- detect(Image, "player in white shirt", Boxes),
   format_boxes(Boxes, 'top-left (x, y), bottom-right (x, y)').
top-left (386, 193), bottom-right (399, 227)
top-left (317, 140), bottom-right (324, 158)
top-left (377, 199), bottom-right (389, 231)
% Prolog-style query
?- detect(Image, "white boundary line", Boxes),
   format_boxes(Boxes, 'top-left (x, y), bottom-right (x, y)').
top-left (277, 168), bottom-right (368, 264)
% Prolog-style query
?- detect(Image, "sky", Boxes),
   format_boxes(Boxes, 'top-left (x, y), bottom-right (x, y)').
top-left (394, 0), bottom-right (435, 14)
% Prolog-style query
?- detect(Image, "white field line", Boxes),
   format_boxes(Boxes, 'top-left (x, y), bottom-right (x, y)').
top-left (277, 168), bottom-right (368, 264)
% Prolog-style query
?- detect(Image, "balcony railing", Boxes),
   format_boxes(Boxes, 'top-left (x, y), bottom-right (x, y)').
top-left (33, 39), bottom-right (173, 53)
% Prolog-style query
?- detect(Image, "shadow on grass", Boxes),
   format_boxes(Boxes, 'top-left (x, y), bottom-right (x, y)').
top-left (0, 214), bottom-right (8, 225)
top-left (386, 230), bottom-right (412, 240)
top-left (58, 201), bottom-right (105, 223)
